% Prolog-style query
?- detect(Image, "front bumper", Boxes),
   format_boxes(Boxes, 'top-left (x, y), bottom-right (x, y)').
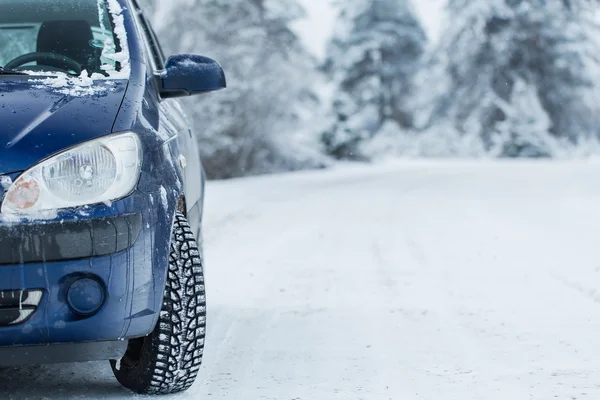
top-left (0, 340), bottom-right (127, 366)
top-left (0, 214), bottom-right (142, 265)
top-left (0, 190), bottom-right (178, 354)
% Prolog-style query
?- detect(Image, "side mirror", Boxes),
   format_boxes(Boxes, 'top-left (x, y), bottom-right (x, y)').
top-left (160, 54), bottom-right (226, 99)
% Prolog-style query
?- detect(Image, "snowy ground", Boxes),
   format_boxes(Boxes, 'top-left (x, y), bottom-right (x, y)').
top-left (2, 160), bottom-right (600, 399)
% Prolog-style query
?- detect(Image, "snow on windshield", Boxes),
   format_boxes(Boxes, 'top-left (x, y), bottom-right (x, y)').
top-left (102, 0), bottom-right (131, 79)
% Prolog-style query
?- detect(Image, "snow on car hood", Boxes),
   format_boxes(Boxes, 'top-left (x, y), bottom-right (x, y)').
top-left (0, 78), bottom-right (128, 175)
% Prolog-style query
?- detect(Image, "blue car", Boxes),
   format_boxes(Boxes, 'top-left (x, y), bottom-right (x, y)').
top-left (0, 0), bottom-right (225, 394)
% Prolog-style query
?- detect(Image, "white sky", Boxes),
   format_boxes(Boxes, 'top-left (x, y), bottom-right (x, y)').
top-left (293, 0), bottom-right (448, 61)
top-left (292, 1), bottom-right (338, 60)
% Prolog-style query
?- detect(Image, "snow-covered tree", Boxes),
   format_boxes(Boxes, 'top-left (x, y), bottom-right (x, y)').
top-left (490, 78), bottom-right (557, 157)
top-left (425, 0), bottom-right (600, 154)
top-left (322, 0), bottom-right (427, 159)
top-left (142, 0), bottom-right (327, 178)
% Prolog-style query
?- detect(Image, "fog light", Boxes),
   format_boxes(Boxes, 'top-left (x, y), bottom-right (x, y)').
top-left (67, 278), bottom-right (105, 316)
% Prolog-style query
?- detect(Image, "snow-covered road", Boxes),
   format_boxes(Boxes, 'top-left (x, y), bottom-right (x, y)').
top-left (3, 161), bottom-right (600, 399)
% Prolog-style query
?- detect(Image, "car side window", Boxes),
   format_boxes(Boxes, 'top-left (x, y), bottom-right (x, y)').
top-left (146, 22), bottom-right (167, 67)
top-left (138, 15), bottom-right (165, 70)
top-left (130, 0), bottom-right (164, 72)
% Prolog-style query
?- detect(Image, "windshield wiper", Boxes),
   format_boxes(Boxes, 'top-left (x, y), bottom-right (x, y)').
top-left (0, 66), bottom-right (29, 76)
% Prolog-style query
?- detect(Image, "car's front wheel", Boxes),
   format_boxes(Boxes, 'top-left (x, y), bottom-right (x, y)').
top-left (110, 211), bottom-right (206, 395)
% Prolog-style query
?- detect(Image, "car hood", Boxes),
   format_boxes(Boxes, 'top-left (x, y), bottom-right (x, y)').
top-left (0, 78), bottom-right (128, 175)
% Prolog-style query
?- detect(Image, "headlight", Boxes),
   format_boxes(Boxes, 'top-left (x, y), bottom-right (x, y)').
top-left (1, 132), bottom-right (142, 215)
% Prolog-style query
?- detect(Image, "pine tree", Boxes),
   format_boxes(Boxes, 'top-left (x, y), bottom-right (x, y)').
top-left (144, 0), bottom-right (326, 178)
top-left (426, 0), bottom-right (600, 155)
top-left (322, 0), bottom-right (427, 159)
top-left (490, 78), bottom-right (556, 157)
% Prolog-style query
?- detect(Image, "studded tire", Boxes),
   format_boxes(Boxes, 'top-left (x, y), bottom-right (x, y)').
top-left (110, 212), bottom-right (206, 395)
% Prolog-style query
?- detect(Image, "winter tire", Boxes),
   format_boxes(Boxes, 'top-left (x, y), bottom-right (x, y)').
top-left (110, 212), bottom-right (206, 395)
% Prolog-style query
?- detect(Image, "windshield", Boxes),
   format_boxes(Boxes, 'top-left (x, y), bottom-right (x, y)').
top-left (0, 0), bottom-right (124, 77)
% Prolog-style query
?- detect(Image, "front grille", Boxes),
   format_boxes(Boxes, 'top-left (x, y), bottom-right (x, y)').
top-left (0, 290), bottom-right (43, 327)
